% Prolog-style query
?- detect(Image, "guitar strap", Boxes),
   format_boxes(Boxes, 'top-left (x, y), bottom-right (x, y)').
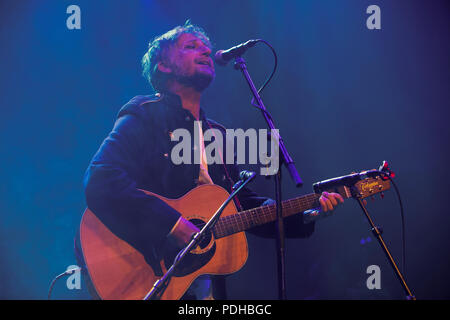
top-left (205, 119), bottom-right (244, 212)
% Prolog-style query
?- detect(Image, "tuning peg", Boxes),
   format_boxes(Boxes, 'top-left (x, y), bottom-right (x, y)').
top-left (379, 160), bottom-right (395, 180)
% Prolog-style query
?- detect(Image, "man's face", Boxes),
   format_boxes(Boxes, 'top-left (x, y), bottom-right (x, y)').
top-left (162, 33), bottom-right (215, 91)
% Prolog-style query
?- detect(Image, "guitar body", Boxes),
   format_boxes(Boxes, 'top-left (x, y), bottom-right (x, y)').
top-left (79, 184), bottom-right (248, 300)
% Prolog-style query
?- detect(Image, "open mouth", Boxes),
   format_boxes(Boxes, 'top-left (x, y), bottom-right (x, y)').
top-left (196, 60), bottom-right (212, 67)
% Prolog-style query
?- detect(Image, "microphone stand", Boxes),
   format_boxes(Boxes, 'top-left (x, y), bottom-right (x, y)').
top-left (233, 56), bottom-right (303, 300)
top-left (355, 197), bottom-right (416, 300)
top-left (143, 171), bottom-right (256, 300)
top-left (274, 164), bottom-right (286, 300)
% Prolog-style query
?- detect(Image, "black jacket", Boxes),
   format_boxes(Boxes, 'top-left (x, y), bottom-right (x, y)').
top-left (81, 92), bottom-right (315, 297)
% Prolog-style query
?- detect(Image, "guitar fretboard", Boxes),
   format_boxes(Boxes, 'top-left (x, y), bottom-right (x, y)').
top-left (213, 193), bottom-right (321, 239)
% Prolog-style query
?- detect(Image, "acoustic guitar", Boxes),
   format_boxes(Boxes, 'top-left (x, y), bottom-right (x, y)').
top-left (79, 171), bottom-right (390, 300)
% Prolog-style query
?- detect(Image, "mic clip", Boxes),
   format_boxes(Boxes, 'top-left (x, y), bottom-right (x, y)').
top-left (232, 170), bottom-right (256, 191)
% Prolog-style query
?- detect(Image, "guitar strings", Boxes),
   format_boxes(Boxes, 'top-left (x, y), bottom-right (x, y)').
top-left (194, 193), bottom-right (320, 238)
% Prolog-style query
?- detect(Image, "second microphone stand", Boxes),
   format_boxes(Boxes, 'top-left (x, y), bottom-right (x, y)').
top-left (356, 196), bottom-right (415, 300)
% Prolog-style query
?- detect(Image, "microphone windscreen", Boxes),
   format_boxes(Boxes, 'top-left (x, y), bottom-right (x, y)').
top-left (214, 50), bottom-right (227, 66)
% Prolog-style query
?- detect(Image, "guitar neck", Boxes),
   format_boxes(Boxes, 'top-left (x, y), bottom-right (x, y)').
top-left (213, 193), bottom-right (322, 239)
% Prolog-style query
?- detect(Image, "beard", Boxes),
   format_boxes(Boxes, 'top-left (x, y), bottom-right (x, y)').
top-left (176, 71), bottom-right (215, 92)
top-left (171, 63), bottom-right (215, 92)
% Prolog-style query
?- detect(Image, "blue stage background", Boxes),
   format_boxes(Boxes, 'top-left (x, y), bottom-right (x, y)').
top-left (0, 0), bottom-right (449, 299)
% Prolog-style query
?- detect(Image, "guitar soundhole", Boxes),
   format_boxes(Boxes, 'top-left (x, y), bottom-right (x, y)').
top-left (163, 217), bottom-right (216, 277)
top-left (189, 218), bottom-right (212, 250)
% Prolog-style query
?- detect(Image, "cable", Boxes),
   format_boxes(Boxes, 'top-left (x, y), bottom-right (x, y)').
top-left (387, 176), bottom-right (406, 277)
top-left (249, 39), bottom-right (278, 121)
top-left (47, 267), bottom-right (81, 300)
top-left (377, 170), bottom-right (407, 278)
top-left (253, 40), bottom-right (278, 97)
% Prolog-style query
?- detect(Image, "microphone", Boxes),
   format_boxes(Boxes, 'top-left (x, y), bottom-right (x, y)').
top-left (64, 267), bottom-right (81, 275)
top-left (214, 40), bottom-right (259, 66)
top-left (232, 170), bottom-right (256, 191)
top-left (48, 266), bottom-right (82, 300)
top-left (239, 170), bottom-right (256, 181)
top-left (313, 169), bottom-right (380, 194)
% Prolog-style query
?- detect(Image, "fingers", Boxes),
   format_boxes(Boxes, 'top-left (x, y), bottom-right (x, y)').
top-left (324, 192), bottom-right (338, 206)
top-left (320, 192), bottom-right (344, 212)
top-left (336, 193), bottom-right (344, 203)
top-left (319, 195), bottom-right (333, 212)
top-left (319, 197), bottom-right (326, 212)
top-left (328, 192), bottom-right (345, 204)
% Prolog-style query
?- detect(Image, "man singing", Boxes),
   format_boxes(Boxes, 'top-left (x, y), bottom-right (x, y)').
top-left (78, 21), bottom-right (344, 300)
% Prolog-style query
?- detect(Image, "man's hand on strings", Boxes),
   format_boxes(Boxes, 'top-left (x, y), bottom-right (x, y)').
top-left (319, 191), bottom-right (344, 212)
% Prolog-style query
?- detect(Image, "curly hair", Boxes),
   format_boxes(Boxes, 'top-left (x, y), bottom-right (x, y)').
top-left (141, 20), bottom-right (212, 92)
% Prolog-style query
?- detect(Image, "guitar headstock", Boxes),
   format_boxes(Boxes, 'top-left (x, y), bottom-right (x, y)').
top-left (352, 174), bottom-right (391, 199)
top-left (314, 166), bottom-right (392, 200)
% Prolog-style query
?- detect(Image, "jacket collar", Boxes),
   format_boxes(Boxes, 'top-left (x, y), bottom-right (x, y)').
top-left (159, 91), bottom-right (207, 121)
